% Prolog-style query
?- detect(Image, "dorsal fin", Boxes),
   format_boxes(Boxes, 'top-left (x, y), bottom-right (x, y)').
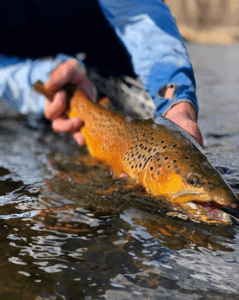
top-left (97, 97), bottom-right (112, 110)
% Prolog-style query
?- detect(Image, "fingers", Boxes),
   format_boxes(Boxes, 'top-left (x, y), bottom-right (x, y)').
top-left (72, 132), bottom-right (86, 146)
top-left (45, 59), bottom-right (84, 90)
top-left (44, 90), bottom-right (67, 120)
top-left (189, 124), bottom-right (204, 148)
top-left (183, 120), bottom-right (204, 148)
top-left (52, 117), bottom-right (84, 133)
top-left (42, 59), bottom-right (94, 147)
top-left (173, 116), bottom-right (204, 148)
top-left (44, 59), bottom-right (96, 101)
top-left (164, 102), bottom-right (203, 147)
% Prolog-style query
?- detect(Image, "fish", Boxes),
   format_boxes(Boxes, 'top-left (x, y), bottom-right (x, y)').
top-left (33, 80), bottom-right (239, 222)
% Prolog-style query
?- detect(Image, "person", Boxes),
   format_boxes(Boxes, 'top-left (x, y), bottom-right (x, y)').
top-left (0, 0), bottom-right (203, 148)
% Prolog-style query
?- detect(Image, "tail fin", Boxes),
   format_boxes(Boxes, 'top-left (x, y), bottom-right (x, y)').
top-left (33, 80), bottom-right (77, 103)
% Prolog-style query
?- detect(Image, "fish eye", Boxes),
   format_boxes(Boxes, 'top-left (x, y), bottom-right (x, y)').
top-left (188, 176), bottom-right (198, 186)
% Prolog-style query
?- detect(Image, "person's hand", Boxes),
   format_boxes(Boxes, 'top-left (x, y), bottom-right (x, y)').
top-left (44, 59), bottom-right (96, 145)
top-left (165, 102), bottom-right (203, 148)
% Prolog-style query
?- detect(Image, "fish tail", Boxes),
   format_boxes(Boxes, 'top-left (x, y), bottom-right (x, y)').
top-left (33, 80), bottom-right (93, 121)
top-left (33, 80), bottom-right (55, 101)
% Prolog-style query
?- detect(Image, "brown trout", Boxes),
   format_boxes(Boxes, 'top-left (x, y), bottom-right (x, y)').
top-left (33, 81), bottom-right (239, 221)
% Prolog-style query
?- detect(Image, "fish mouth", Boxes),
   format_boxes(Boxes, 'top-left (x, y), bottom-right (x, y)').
top-left (180, 201), bottom-right (232, 224)
top-left (170, 192), bottom-right (239, 223)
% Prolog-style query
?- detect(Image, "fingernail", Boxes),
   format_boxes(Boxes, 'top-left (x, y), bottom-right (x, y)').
top-left (72, 118), bottom-right (81, 129)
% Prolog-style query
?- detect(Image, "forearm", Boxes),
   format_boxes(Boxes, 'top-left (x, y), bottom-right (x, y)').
top-left (164, 86), bottom-right (196, 122)
top-left (0, 54), bottom-right (74, 114)
top-left (98, 0), bottom-right (198, 116)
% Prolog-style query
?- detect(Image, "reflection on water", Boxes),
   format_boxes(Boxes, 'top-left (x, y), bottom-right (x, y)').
top-left (0, 44), bottom-right (239, 299)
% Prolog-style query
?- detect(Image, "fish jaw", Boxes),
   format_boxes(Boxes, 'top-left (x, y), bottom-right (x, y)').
top-left (179, 201), bottom-right (232, 224)
top-left (161, 179), bottom-right (239, 223)
top-left (171, 191), bottom-right (211, 203)
top-left (140, 156), bottom-right (239, 220)
top-left (170, 186), bottom-right (239, 206)
top-left (165, 181), bottom-right (239, 218)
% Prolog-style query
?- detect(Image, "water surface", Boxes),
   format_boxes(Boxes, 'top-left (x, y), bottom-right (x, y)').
top-left (0, 44), bottom-right (239, 299)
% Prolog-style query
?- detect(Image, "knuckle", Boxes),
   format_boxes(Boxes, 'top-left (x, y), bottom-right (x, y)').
top-left (44, 109), bottom-right (52, 120)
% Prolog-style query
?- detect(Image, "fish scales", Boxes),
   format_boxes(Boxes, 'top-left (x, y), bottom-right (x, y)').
top-left (33, 81), bottom-right (239, 221)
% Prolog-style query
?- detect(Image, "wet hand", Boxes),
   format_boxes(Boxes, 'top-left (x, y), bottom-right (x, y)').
top-left (44, 59), bottom-right (96, 145)
top-left (165, 102), bottom-right (204, 148)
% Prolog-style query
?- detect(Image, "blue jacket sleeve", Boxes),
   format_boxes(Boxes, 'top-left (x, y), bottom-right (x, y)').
top-left (0, 54), bottom-right (73, 115)
top-left (98, 0), bottom-right (198, 116)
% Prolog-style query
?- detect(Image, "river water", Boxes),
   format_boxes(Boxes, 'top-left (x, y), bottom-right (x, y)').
top-left (0, 44), bottom-right (239, 300)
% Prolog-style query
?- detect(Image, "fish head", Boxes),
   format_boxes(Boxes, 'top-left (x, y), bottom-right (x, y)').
top-left (169, 152), bottom-right (238, 205)
top-left (143, 150), bottom-right (239, 221)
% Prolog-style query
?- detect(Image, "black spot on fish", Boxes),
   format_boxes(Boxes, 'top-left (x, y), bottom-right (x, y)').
top-left (185, 156), bottom-right (189, 160)
top-left (151, 137), bottom-right (155, 140)
top-left (173, 160), bottom-right (177, 163)
top-left (148, 148), bottom-right (152, 153)
top-left (173, 144), bottom-right (177, 148)
top-left (162, 145), bottom-right (167, 149)
top-left (161, 140), bottom-right (164, 143)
